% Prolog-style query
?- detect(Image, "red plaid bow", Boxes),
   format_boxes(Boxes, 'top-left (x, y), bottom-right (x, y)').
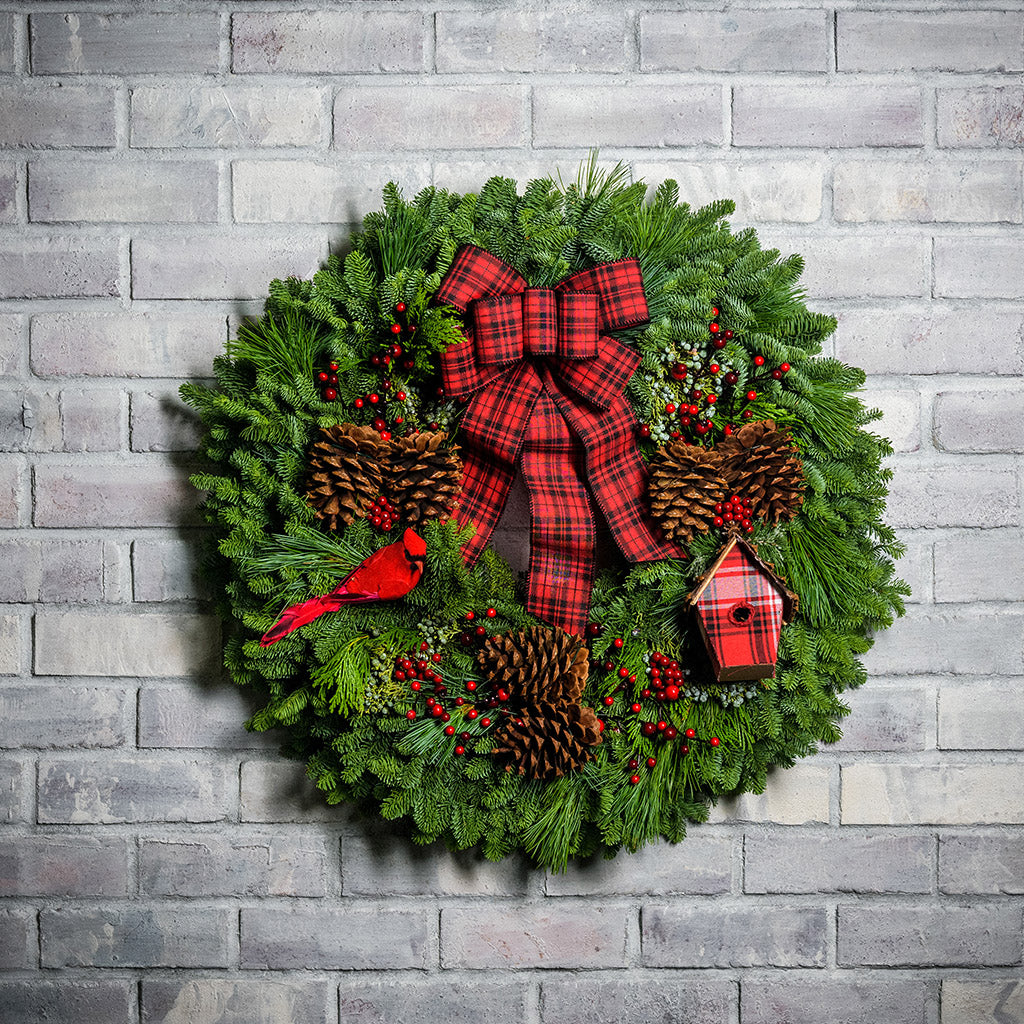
top-left (437, 244), bottom-right (681, 635)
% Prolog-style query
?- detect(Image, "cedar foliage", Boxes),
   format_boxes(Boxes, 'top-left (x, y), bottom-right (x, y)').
top-left (181, 166), bottom-right (907, 871)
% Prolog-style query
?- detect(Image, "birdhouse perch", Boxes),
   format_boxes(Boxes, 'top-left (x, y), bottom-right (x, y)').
top-left (687, 537), bottom-right (797, 682)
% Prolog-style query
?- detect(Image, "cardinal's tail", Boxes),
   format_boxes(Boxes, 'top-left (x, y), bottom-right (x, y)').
top-left (259, 594), bottom-right (334, 647)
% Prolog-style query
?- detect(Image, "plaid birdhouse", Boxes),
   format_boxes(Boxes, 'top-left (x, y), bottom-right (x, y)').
top-left (687, 538), bottom-right (797, 682)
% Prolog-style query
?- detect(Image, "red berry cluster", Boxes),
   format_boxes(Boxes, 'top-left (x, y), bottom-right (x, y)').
top-left (351, 303), bottom-right (419, 436)
top-left (712, 495), bottom-right (756, 535)
top-left (316, 361), bottom-right (340, 402)
top-left (457, 607), bottom-right (498, 648)
top-left (367, 495), bottom-right (398, 534)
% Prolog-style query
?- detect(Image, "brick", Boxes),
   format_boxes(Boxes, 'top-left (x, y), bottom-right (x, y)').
top-left (433, 159), bottom-right (568, 197)
top-left (336, 87), bottom-right (523, 151)
top-left (0, 836), bottom-right (130, 896)
top-left (32, 311), bottom-right (226, 378)
top-left (242, 906), bottom-right (432, 969)
top-left (42, 906), bottom-right (235, 968)
top-left (0, 686), bottom-right (126, 748)
top-left (342, 832), bottom-right (529, 896)
top-left (141, 836), bottom-right (326, 897)
top-left (0, 461), bottom-right (20, 526)
top-left (542, 978), bottom-right (736, 1024)
top-left (32, 12), bottom-right (219, 73)
top-left (743, 978), bottom-right (928, 1024)
top-left (939, 88), bottom-right (1024, 148)
top-left (940, 685), bottom-right (1024, 750)
top-left (339, 980), bottom-right (525, 1024)
top-left (734, 87), bottom-right (923, 148)
top-left (643, 904), bottom-right (827, 967)
top-left (935, 531), bottom-right (1024, 603)
top-left (936, 237), bottom-right (1024, 298)
top-left (0, 907), bottom-right (35, 968)
top-left (0, 160), bottom-right (16, 222)
top-left (437, 11), bottom-right (626, 72)
top-left (38, 755), bottom-right (234, 823)
top-left (233, 160), bottom-right (431, 224)
top-left (30, 159), bottom-right (218, 223)
top-left (833, 688), bottom-right (930, 752)
top-left (0, 982), bottom-right (131, 1024)
top-left (130, 390), bottom-right (202, 452)
top-left (0, 315), bottom-right (21, 377)
top-left (745, 833), bottom-right (932, 894)
top-left (34, 463), bottom-right (198, 528)
top-left (59, 389), bottom-right (123, 451)
top-left (0, 13), bottom-right (13, 72)
top-left (840, 903), bottom-right (1020, 967)
top-left (240, 758), bottom-right (344, 823)
top-left (232, 11), bottom-right (425, 73)
top-left (941, 836), bottom-right (1024, 895)
top-left (133, 234), bottom-right (325, 300)
top-left (835, 307), bottom-right (1024, 376)
top-left (36, 609), bottom-right (219, 677)
top-left (132, 86), bottom-right (324, 149)
top-left (887, 465), bottom-right (1017, 529)
top-left (0, 613), bottom-right (20, 673)
top-left (0, 83), bottom-right (114, 148)
top-left (0, 758), bottom-right (26, 822)
top-left (941, 980), bottom-right (1024, 1024)
top-left (834, 160), bottom-right (1021, 224)
top-left (633, 159), bottom-right (822, 223)
top-left (711, 762), bottom-right (830, 824)
top-left (641, 10), bottom-right (826, 72)
top-left (844, 763), bottom-right (1024, 825)
top-left (139, 683), bottom-right (275, 748)
top-left (892, 535), bottom-right (932, 605)
top-left (442, 905), bottom-right (627, 969)
top-left (145, 979), bottom-right (331, 1024)
top-left (935, 390), bottom-right (1024, 452)
top-left (0, 236), bottom-right (118, 298)
top-left (133, 537), bottom-right (213, 602)
top-left (534, 86), bottom-right (722, 148)
top-left (546, 836), bottom-right (732, 896)
top-left (861, 388), bottom-right (919, 452)
top-left (0, 538), bottom-right (102, 601)
top-left (864, 609), bottom-right (1024, 676)
top-left (785, 234), bottom-right (928, 299)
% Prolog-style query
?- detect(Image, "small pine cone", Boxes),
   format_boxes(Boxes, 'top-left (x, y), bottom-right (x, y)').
top-left (492, 702), bottom-right (603, 781)
top-left (715, 419), bottom-right (805, 524)
top-left (387, 431), bottom-right (462, 525)
top-left (478, 627), bottom-right (589, 705)
top-left (305, 424), bottom-right (386, 531)
top-left (649, 442), bottom-right (729, 545)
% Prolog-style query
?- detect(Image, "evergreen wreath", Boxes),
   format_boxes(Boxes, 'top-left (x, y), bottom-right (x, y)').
top-left (182, 162), bottom-right (907, 870)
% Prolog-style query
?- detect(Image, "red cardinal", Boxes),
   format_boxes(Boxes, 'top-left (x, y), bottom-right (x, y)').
top-left (259, 528), bottom-right (427, 647)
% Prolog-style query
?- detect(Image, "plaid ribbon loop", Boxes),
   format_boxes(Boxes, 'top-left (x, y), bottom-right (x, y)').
top-left (437, 244), bottom-right (681, 635)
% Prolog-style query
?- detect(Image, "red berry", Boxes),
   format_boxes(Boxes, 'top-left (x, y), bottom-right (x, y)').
top-left (656, 721), bottom-right (667, 731)
top-left (780, 362), bottom-right (791, 373)
top-left (329, 362), bottom-right (339, 371)
top-left (631, 703), bottom-right (642, 714)
top-left (324, 388), bottom-right (337, 401)
top-left (480, 718), bottom-right (491, 728)
top-left (647, 757), bottom-right (657, 768)
top-left (628, 758), bottom-right (639, 770)
top-left (639, 424), bottom-right (651, 438)
top-left (743, 410), bottom-right (753, 419)
top-left (685, 728), bottom-right (696, 739)
top-left (629, 774), bottom-right (640, 785)
top-left (486, 607), bottom-right (497, 618)
top-left (642, 722), bottom-right (657, 736)
top-left (369, 393), bottom-right (380, 404)
top-left (496, 689), bottom-right (509, 702)
top-left (671, 363), bottom-right (688, 380)
top-left (713, 338), bottom-right (726, 350)
top-left (710, 736), bottom-right (720, 747)
top-left (613, 637), bottom-right (624, 649)
top-left (317, 371), bottom-right (329, 382)
top-left (466, 680), bottom-right (477, 692)
top-left (724, 371), bottom-right (738, 385)
top-left (618, 667), bottom-right (629, 679)
top-left (354, 398), bottom-right (364, 409)
top-left (754, 355), bottom-right (765, 366)
top-left (709, 322), bottom-right (720, 333)
top-left (680, 416), bottom-right (691, 427)
top-left (454, 745), bottom-right (465, 755)
top-left (665, 402), bottom-right (676, 414)
top-left (467, 709), bottom-right (478, 720)
top-left (723, 330), bottom-right (733, 340)
top-left (390, 323), bottom-right (402, 334)
top-left (710, 363), bottom-right (720, 374)
top-left (587, 622), bottom-right (601, 636)
top-left (681, 744), bottom-right (689, 754)
top-left (396, 302), bottom-right (407, 313)
top-left (711, 306), bottom-right (719, 316)
top-left (665, 684), bottom-right (680, 700)
top-left (772, 370), bottom-right (782, 380)
top-left (396, 390), bottom-right (406, 401)
top-left (444, 725), bottom-right (455, 736)
top-left (664, 726), bottom-right (678, 740)
top-left (603, 695), bottom-right (615, 707)
top-left (746, 390), bottom-right (757, 401)
top-left (405, 709), bottom-right (416, 720)
top-left (688, 404), bottom-right (699, 416)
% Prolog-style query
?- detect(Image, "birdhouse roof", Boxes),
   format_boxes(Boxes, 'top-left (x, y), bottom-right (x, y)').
top-left (686, 536), bottom-right (798, 622)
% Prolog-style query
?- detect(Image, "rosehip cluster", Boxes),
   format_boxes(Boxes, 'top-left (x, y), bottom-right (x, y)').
top-left (367, 495), bottom-right (398, 533)
top-left (316, 361), bottom-right (340, 401)
top-left (713, 495), bottom-right (755, 535)
top-left (645, 651), bottom-right (683, 702)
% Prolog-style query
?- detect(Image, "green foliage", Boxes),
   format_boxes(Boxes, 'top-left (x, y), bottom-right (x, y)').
top-left (181, 163), bottom-right (905, 871)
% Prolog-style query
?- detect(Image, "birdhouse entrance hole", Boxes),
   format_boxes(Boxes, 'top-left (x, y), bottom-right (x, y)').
top-left (729, 603), bottom-right (754, 625)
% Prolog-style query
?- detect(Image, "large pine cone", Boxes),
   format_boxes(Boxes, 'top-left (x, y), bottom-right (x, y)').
top-left (649, 442), bottom-right (729, 545)
top-left (715, 420), bottom-right (805, 524)
top-left (492, 702), bottom-right (603, 781)
top-left (478, 627), bottom-right (589, 705)
top-left (305, 424), bottom-right (385, 531)
top-left (388, 431), bottom-right (462, 525)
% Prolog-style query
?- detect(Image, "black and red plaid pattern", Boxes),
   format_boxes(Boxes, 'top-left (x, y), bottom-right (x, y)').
top-left (695, 543), bottom-right (785, 678)
top-left (437, 244), bottom-right (681, 634)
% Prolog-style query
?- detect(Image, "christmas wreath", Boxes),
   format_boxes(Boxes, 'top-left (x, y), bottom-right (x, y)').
top-left (182, 163), bottom-right (907, 870)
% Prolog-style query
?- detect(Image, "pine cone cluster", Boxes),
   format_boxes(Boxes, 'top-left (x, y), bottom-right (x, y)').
top-left (481, 627), bottom-right (601, 781)
top-left (305, 424), bottom-right (461, 532)
top-left (648, 419), bottom-right (805, 542)
top-left (715, 420), bottom-right (804, 524)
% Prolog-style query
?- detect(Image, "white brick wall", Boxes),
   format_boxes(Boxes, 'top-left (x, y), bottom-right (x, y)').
top-left (0, 3), bottom-right (1022, 1022)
